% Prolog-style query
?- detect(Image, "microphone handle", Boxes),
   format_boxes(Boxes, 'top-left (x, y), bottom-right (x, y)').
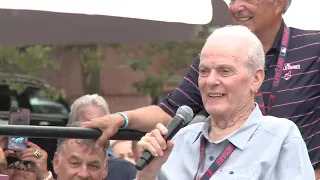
top-left (135, 116), bottom-right (185, 171)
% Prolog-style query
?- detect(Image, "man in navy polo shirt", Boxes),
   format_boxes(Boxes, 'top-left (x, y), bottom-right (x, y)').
top-left (82, 0), bottom-right (320, 178)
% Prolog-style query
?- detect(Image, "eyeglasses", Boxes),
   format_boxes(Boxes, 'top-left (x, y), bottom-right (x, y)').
top-left (6, 156), bottom-right (34, 172)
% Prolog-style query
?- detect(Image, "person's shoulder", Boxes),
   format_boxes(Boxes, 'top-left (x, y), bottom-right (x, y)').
top-left (258, 116), bottom-right (302, 142)
top-left (290, 27), bottom-right (320, 44)
top-left (106, 157), bottom-right (137, 180)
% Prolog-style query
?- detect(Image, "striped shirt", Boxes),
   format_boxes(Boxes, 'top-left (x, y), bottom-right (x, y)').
top-left (159, 21), bottom-right (320, 169)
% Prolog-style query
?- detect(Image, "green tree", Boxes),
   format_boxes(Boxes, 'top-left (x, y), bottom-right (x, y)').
top-left (125, 23), bottom-right (214, 99)
top-left (0, 45), bottom-right (65, 100)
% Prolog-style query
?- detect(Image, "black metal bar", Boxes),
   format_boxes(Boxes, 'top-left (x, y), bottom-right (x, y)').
top-left (0, 125), bottom-right (145, 140)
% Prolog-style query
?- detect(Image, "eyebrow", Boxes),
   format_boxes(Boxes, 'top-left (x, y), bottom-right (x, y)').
top-left (69, 155), bottom-right (82, 161)
top-left (199, 63), bottom-right (232, 68)
top-left (69, 155), bottom-right (102, 165)
top-left (87, 160), bottom-right (102, 165)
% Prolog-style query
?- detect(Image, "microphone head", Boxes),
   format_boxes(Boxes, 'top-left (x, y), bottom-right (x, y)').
top-left (176, 105), bottom-right (193, 124)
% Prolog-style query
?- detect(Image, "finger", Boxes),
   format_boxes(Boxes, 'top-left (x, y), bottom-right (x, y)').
top-left (163, 140), bottom-right (174, 158)
top-left (21, 147), bottom-right (36, 154)
top-left (21, 148), bottom-right (43, 155)
top-left (0, 137), bottom-right (8, 149)
top-left (137, 140), bottom-right (159, 157)
top-left (81, 119), bottom-right (102, 128)
top-left (149, 129), bottom-right (167, 150)
top-left (3, 150), bottom-right (15, 157)
top-left (20, 151), bottom-right (47, 159)
top-left (25, 141), bottom-right (40, 149)
top-left (146, 136), bottom-right (164, 156)
top-left (95, 131), bottom-right (112, 148)
top-left (155, 123), bottom-right (168, 136)
top-left (166, 140), bottom-right (174, 151)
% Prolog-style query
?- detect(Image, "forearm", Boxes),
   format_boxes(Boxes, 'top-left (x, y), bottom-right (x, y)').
top-left (122, 105), bottom-right (172, 132)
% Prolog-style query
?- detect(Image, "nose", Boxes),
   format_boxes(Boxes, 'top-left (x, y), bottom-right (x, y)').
top-left (77, 166), bottom-right (90, 179)
top-left (229, 0), bottom-right (246, 14)
top-left (206, 70), bottom-right (221, 87)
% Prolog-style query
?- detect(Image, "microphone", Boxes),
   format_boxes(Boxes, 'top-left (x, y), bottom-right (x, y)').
top-left (135, 105), bottom-right (193, 171)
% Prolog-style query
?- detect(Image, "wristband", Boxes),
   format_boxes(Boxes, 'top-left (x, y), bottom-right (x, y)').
top-left (114, 112), bottom-right (129, 129)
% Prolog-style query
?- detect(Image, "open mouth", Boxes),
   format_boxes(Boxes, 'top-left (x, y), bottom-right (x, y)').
top-left (208, 94), bottom-right (225, 98)
top-left (238, 17), bottom-right (253, 22)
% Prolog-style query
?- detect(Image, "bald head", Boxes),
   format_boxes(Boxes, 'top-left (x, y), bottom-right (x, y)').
top-left (201, 25), bottom-right (265, 73)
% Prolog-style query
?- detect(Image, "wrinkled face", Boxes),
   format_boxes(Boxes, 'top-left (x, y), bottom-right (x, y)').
top-left (112, 141), bottom-right (135, 164)
top-left (198, 36), bottom-right (262, 116)
top-left (53, 140), bottom-right (108, 180)
top-left (229, 0), bottom-right (284, 34)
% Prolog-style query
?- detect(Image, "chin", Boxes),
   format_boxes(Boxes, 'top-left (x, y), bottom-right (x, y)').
top-left (205, 104), bottom-right (227, 117)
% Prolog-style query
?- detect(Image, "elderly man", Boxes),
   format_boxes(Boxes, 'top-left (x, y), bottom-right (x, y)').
top-left (82, 0), bottom-right (320, 177)
top-left (135, 25), bottom-right (314, 180)
top-left (69, 94), bottom-right (137, 180)
top-left (53, 135), bottom-right (108, 180)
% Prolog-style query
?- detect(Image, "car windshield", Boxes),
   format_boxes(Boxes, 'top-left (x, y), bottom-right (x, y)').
top-left (29, 96), bottom-right (69, 115)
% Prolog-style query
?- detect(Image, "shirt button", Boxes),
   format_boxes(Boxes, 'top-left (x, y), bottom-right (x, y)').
top-left (229, 171), bottom-right (234, 174)
top-left (209, 156), bottom-right (214, 161)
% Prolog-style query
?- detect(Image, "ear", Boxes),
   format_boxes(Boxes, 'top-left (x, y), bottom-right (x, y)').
top-left (53, 152), bottom-right (60, 175)
top-left (251, 68), bottom-right (265, 93)
top-left (274, 0), bottom-right (286, 14)
top-left (103, 158), bottom-right (108, 178)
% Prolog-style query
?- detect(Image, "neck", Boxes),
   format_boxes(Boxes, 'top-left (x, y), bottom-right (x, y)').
top-left (255, 18), bottom-right (283, 54)
top-left (208, 102), bottom-right (255, 142)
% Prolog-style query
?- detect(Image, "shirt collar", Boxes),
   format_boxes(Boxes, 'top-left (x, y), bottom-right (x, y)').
top-left (193, 103), bottom-right (262, 150)
top-left (268, 20), bottom-right (286, 53)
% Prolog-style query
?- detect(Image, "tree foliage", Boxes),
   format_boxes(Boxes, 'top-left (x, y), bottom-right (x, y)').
top-left (125, 22), bottom-right (215, 98)
top-left (0, 45), bottom-right (65, 100)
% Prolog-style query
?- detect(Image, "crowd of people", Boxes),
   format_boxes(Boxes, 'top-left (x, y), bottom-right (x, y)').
top-left (0, 0), bottom-right (319, 179)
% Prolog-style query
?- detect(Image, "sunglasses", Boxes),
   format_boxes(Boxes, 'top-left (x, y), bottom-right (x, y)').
top-left (6, 156), bottom-right (34, 172)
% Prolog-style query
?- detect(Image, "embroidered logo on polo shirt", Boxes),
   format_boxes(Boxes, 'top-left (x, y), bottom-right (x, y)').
top-left (283, 63), bottom-right (300, 71)
top-left (283, 71), bottom-right (292, 80)
top-left (282, 63), bottom-right (300, 80)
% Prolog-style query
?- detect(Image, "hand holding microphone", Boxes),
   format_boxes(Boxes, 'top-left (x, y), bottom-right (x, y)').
top-left (135, 105), bottom-right (193, 176)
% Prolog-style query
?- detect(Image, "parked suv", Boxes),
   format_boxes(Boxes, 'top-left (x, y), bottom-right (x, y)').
top-left (0, 72), bottom-right (70, 174)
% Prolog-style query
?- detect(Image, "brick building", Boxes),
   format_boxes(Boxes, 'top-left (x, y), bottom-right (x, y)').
top-left (40, 44), bottom-right (190, 112)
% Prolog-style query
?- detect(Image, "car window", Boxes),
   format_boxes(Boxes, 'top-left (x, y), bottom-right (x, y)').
top-left (29, 96), bottom-right (69, 115)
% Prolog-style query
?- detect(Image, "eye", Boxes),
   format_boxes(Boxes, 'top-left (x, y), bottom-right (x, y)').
top-left (69, 162), bottom-right (80, 167)
top-left (88, 164), bottom-right (100, 170)
top-left (199, 68), bottom-right (210, 77)
top-left (218, 68), bottom-right (234, 76)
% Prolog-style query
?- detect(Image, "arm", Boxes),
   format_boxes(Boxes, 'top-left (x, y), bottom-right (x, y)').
top-left (118, 56), bottom-right (204, 132)
top-left (81, 56), bottom-right (203, 144)
top-left (275, 137), bottom-right (315, 180)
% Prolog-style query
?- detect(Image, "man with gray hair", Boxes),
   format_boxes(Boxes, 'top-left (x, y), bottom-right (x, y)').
top-left (66, 94), bottom-right (137, 180)
top-left (136, 25), bottom-right (314, 180)
top-left (53, 122), bottom-right (109, 180)
top-left (83, 0), bottom-right (320, 178)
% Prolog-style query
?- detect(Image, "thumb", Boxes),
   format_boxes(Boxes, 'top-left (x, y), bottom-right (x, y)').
top-left (162, 140), bottom-right (174, 159)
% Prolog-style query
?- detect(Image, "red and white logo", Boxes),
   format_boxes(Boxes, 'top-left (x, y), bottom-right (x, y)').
top-left (283, 71), bottom-right (292, 80)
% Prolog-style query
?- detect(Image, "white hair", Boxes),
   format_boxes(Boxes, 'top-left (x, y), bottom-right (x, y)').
top-left (205, 25), bottom-right (265, 73)
top-left (283, 0), bottom-right (291, 14)
top-left (69, 94), bottom-right (110, 123)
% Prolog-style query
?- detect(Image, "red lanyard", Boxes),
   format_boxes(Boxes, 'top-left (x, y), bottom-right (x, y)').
top-left (193, 139), bottom-right (236, 180)
top-left (256, 25), bottom-right (291, 115)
